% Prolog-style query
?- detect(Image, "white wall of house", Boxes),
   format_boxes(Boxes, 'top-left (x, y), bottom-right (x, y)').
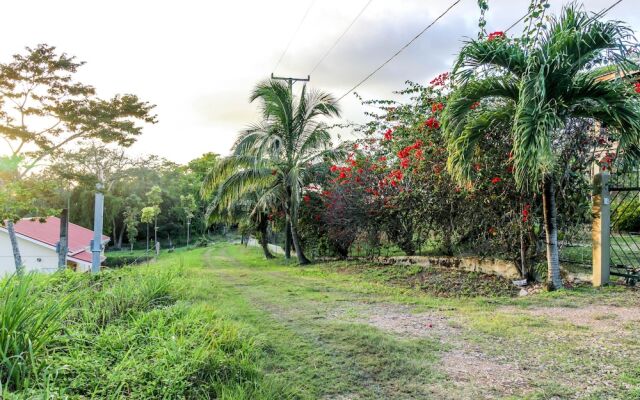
top-left (0, 231), bottom-right (59, 275)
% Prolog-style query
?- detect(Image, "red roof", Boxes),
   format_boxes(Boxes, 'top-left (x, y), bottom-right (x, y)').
top-left (11, 217), bottom-right (110, 263)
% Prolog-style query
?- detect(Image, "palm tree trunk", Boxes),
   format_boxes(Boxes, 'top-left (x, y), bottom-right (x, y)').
top-left (284, 220), bottom-right (292, 259)
top-left (258, 218), bottom-right (275, 259)
top-left (542, 175), bottom-right (562, 290)
top-left (288, 214), bottom-right (310, 265)
top-left (6, 220), bottom-right (24, 275)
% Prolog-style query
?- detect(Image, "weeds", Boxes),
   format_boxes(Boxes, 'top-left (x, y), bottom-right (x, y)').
top-left (0, 254), bottom-right (293, 399)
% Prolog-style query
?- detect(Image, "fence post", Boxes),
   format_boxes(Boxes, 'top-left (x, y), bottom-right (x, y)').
top-left (592, 172), bottom-right (610, 287)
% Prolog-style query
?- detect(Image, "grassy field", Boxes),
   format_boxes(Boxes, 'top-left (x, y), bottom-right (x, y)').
top-left (197, 243), bottom-right (640, 399)
top-left (3, 243), bottom-right (639, 399)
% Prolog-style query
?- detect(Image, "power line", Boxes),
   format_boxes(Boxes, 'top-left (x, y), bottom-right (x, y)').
top-left (309, 0), bottom-right (374, 75)
top-left (337, 0), bottom-right (463, 102)
top-left (595, 0), bottom-right (624, 18)
top-left (505, 12), bottom-right (527, 33)
top-left (273, 0), bottom-right (317, 73)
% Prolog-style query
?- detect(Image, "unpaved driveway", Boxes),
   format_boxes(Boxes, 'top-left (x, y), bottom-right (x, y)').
top-left (203, 245), bottom-right (640, 399)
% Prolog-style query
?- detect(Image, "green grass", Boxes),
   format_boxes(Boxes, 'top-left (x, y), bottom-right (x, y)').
top-left (1, 248), bottom-right (294, 399)
top-left (3, 242), bottom-right (640, 398)
top-left (197, 243), bottom-right (640, 399)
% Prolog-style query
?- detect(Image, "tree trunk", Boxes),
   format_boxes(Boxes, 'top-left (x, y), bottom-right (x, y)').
top-left (542, 175), bottom-right (562, 290)
top-left (284, 220), bottom-right (292, 259)
top-left (146, 223), bottom-right (150, 255)
top-left (153, 217), bottom-right (158, 246)
top-left (258, 218), bottom-right (275, 259)
top-left (112, 218), bottom-right (118, 249)
top-left (7, 220), bottom-right (24, 275)
top-left (289, 215), bottom-right (310, 265)
top-left (117, 222), bottom-right (126, 250)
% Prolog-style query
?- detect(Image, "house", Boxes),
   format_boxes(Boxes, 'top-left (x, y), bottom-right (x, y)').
top-left (0, 217), bottom-right (110, 275)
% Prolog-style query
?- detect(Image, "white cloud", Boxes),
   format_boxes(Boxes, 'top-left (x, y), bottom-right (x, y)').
top-left (0, 0), bottom-right (637, 163)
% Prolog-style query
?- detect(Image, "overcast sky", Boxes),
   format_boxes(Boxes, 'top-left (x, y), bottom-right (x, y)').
top-left (1, 0), bottom-right (638, 164)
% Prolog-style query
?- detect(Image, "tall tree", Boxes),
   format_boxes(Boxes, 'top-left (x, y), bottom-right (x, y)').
top-left (145, 186), bottom-right (162, 254)
top-left (203, 80), bottom-right (341, 264)
top-left (180, 194), bottom-right (197, 249)
top-left (0, 44), bottom-right (156, 266)
top-left (443, 4), bottom-right (640, 289)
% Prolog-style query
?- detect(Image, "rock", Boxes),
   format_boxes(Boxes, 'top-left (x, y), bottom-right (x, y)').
top-left (518, 288), bottom-right (529, 297)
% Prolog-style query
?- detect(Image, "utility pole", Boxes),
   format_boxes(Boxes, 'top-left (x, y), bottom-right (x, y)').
top-left (270, 73), bottom-right (310, 91)
top-left (270, 73), bottom-right (310, 259)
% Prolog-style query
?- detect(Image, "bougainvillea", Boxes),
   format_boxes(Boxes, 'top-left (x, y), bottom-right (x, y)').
top-left (487, 31), bottom-right (505, 41)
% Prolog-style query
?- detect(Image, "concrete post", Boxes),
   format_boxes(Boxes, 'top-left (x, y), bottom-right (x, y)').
top-left (592, 172), bottom-right (610, 287)
top-left (91, 182), bottom-right (105, 274)
top-left (57, 208), bottom-right (69, 271)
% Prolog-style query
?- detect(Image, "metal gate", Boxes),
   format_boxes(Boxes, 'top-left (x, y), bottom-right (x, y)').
top-left (608, 170), bottom-right (640, 285)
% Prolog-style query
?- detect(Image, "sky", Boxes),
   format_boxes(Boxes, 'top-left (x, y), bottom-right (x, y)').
top-left (0, 0), bottom-right (638, 164)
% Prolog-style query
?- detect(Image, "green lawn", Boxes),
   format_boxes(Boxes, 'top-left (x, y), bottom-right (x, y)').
top-left (190, 243), bottom-right (640, 399)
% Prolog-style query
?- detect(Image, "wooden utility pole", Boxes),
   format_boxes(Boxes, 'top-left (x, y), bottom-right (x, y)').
top-left (270, 73), bottom-right (310, 91)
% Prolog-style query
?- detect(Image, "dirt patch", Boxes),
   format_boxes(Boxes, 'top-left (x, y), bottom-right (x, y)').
top-left (363, 305), bottom-right (455, 338)
top-left (439, 349), bottom-right (530, 399)
top-left (502, 304), bottom-right (640, 331)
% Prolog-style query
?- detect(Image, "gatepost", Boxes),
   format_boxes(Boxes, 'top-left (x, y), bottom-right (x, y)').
top-left (592, 172), bottom-right (610, 287)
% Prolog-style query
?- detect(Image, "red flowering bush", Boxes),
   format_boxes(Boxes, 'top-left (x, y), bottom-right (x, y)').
top-left (487, 31), bottom-right (505, 41)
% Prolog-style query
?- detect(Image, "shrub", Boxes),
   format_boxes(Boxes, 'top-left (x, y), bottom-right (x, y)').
top-left (0, 274), bottom-right (71, 390)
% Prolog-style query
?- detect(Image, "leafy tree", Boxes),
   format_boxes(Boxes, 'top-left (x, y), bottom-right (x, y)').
top-left (0, 44), bottom-right (156, 177)
top-left (123, 194), bottom-right (142, 251)
top-left (180, 194), bottom-right (197, 248)
top-left (0, 157), bottom-right (57, 273)
top-left (443, 5), bottom-right (640, 289)
top-left (140, 206), bottom-right (156, 256)
top-left (145, 185), bottom-right (162, 252)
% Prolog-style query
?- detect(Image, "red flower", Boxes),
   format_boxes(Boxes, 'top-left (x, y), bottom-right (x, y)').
top-left (383, 129), bottom-right (393, 141)
top-left (303, 195), bottom-right (310, 203)
top-left (338, 171), bottom-right (347, 179)
top-left (424, 117), bottom-right (440, 129)
top-left (400, 158), bottom-right (410, 169)
top-left (522, 203), bottom-right (531, 222)
top-left (431, 102), bottom-right (444, 112)
top-left (487, 31), bottom-right (505, 41)
top-left (330, 165), bottom-right (339, 172)
top-left (634, 82), bottom-right (640, 93)
top-left (353, 143), bottom-right (359, 150)
top-left (491, 176), bottom-right (501, 184)
top-left (378, 156), bottom-right (387, 162)
top-left (470, 101), bottom-right (480, 110)
top-left (430, 72), bottom-right (449, 86)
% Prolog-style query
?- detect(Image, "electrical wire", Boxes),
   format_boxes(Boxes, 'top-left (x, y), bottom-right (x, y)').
top-left (273, 0), bottom-right (317, 73)
top-left (336, 0), bottom-right (463, 101)
top-left (309, 0), bottom-right (374, 75)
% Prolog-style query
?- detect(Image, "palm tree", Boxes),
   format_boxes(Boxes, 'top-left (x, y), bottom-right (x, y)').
top-left (443, 4), bottom-right (640, 289)
top-left (202, 164), bottom-right (277, 259)
top-left (203, 80), bottom-right (341, 264)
